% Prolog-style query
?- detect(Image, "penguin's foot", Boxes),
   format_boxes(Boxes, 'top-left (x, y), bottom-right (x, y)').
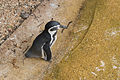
top-left (41, 56), bottom-right (47, 61)
top-left (49, 58), bottom-right (52, 63)
top-left (42, 56), bottom-right (52, 62)
top-left (44, 56), bottom-right (47, 61)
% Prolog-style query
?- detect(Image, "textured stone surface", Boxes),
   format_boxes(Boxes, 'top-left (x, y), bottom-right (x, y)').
top-left (0, 0), bottom-right (85, 80)
top-left (0, 0), bottom-right (43, 45)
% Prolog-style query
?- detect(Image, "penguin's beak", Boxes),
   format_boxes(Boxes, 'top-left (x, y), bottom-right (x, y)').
top-left (60, 25), bottom-right (67, 29)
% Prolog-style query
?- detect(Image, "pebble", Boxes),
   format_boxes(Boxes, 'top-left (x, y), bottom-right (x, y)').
top-left (0, 0), bottom-right (43, 45)
top-left (20, 11), bottom-right (30, 19)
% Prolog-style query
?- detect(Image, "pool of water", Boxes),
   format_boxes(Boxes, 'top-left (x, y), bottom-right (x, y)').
top-left (44, 0), bottom-right (120, 79)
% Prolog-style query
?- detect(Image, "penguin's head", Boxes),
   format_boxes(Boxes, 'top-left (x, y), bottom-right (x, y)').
top-left (45, 21), bottom-right (67, 32)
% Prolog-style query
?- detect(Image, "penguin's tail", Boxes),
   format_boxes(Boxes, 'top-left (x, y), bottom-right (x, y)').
top-left (25, 52), bottom-right (29, 58)
top-left (25, 50), bottom-right (31, 58)
top-left (25, 50), bottom-right (40, 58)
top-left (23, 46), bottom-right (30, 58)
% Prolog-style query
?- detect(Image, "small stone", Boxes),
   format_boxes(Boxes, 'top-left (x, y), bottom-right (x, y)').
top-left (113, 65), bottom-right (117, 69)
top-left (20, 11), bottom-right (30, 19)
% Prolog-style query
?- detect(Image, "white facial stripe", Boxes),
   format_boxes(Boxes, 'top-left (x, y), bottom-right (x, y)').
top-left (54, 25), bottom-right (60, 27)
top-left (51, 33), bottom-right (57, 47)
top-left (48, 30), bottom-right (56, 46)
top-left (49, 25), bottom-right (60, 31)
top-left (56, 25), bottom-right (60, 29)
top-left (52, 25), bottom-right (60, 30)
top-left (48, 25), bottom-right (59, 47)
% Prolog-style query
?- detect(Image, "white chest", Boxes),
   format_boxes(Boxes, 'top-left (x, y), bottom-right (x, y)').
top-left (48, 30), bottom-right (57, 47)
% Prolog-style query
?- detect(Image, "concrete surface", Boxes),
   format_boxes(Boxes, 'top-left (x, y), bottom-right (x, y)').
top-left (0, 0), bottom-right (85, 80)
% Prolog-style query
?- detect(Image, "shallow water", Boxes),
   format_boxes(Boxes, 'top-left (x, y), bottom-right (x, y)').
top-left (44, 0), bottom-right (120, 79)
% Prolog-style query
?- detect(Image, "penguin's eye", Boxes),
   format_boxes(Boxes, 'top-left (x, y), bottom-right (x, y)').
top-left (50, 27), bottom-right (58, 31)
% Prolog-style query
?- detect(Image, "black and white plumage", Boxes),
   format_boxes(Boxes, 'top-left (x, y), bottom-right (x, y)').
top-left (25, 21), bottom-right (67, 61)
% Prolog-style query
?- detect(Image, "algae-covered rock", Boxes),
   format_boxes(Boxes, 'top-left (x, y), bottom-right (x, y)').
top-left (44, 0), bottom-right (120, 80)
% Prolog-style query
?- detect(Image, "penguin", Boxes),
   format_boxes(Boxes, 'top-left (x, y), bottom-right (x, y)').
top-left (25, 21), bottom-right (67, 61)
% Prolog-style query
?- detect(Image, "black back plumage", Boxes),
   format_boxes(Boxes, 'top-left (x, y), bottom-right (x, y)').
top-left (25, 30), bottom-right (51, 58)
top-left (25, 21), bottom-right (66, 61)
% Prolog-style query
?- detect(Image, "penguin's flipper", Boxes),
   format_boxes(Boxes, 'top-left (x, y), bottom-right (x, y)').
top-left (43, 42), bottom-right (52, 61)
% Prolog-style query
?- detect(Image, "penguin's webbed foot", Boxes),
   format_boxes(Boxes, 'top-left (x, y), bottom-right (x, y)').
top-left (44, 56), bottom-right (47, 61)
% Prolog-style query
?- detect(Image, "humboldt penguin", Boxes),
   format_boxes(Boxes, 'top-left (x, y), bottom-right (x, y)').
top-left (25, 21), bottom-right (67, 61)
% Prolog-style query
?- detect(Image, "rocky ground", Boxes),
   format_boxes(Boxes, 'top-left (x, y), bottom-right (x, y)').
top-left (0, 0), bottom-right (43, 45)
top-left (0, 0), bottom-right (85, 79)
top-left (1, 0), bottom-right (119, 79)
